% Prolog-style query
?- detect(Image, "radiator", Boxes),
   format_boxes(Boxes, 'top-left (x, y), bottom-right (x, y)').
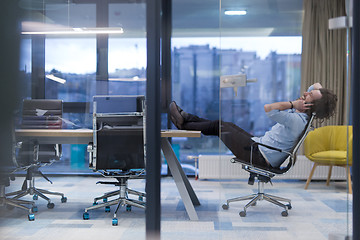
top-left (198, 154), bottom-right (348, 180)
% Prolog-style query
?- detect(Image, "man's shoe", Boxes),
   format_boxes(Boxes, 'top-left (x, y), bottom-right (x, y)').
top-left (173, 102), bottom-right (189, 121)
top-left (179, 108), bottom-right (189, 121)
top-left (169, 101), bottom-right (184, 129)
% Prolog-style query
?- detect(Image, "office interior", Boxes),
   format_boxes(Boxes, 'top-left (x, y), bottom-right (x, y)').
top-left (0, 0), bottom-right (359, 239)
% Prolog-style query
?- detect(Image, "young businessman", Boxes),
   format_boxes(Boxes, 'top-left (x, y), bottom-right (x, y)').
top-left (169, 83), bottom-right (338, 169)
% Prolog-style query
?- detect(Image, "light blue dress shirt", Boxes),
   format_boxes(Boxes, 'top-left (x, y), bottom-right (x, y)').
top-left (251, 110), bottom-right (309, 167)
top-left (251, 85), bottom-right (314, 167)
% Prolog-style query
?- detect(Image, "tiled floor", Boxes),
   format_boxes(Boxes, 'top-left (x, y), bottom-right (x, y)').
top-left (0, 176), bottom-right (353, 240)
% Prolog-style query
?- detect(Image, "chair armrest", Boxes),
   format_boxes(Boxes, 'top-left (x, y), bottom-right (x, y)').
top-left (87, 142), bottom-right (95, 169)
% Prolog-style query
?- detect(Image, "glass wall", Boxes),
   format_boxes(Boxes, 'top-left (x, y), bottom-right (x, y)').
top-left (218, 0), bottom-right (352, 239)
top-left (17, 0), bottom-right (306, 177)
top-left (171, 1), bottom-right (303, 176)
top-left (170, 0), bottom-right (352, 238)
top-left (18, 0), bottom-right (147, 174)
top-left (12, 0), bottom-right (353, 238)
top-left (169, 0), bottom-right (222, 176)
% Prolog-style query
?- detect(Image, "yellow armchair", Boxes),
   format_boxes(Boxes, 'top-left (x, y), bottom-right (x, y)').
top-left (304, 125), bottom-right (352, 194)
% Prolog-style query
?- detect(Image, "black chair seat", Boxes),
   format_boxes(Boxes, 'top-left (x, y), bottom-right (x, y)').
top-left (232, 157), bottom-right (287, 175)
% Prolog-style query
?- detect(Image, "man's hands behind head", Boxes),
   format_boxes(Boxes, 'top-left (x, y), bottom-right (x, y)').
top-left (292, 99), bottom-right (313, 112)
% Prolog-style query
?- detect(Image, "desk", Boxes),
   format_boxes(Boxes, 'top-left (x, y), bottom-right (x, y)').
top-left (16, 129), bottom-right (201, 220)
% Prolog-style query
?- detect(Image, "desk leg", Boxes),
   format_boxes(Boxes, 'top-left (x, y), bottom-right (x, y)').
top-left (161, 138), bottom-right (200, 221)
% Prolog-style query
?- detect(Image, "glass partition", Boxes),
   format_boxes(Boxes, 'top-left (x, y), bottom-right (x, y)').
top-left (170, 2), bottom-right (222, 175)
top-left (218, 0), bottom-right (352, 239)
top-left (344, 14), bottom-right (353, 238)
top-left (11, 0), bottom-right (147, 234)
top-left (5, 0), bottom-right (353, 238)
top-left (17, 1), bottom-right (147, 174)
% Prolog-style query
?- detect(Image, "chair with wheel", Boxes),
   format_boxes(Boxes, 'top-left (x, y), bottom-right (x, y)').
top-left (222, 113), bottom-right (316, 217)
top-left (6, 99), bottom-right (67, 214)
top-left (0, 126), bottom-right (36, 221)
top-left (83, 95), bottom-right (146, 226)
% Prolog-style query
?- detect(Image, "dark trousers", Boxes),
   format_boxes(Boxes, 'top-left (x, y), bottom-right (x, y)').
top-left (183, 113), bottom-right (270, 169)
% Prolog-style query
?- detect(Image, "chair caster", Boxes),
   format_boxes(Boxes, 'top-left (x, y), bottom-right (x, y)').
top-left (139, 196), bottom-right (143, 201)
top-left (61, 197), bottom-right (67, 203)
top-left (126, 205), bottom-right (131, 212)
top-left (281, 210), bottom-right (288, 217)
top-left (83, 212), bottom-right (89, 220)
top-left (105, 206), bottom-right (111, 212)
top-left (112, 218), bottom-right (118, 226)
top-left (239, 211), bottom-right (246, 217)
top-left (286, 204), bottom-right (292, 210)
top-left (93, 202), bottom-right (98, 206)
top-left (28, 214), bottom-right (35, 221)
top-left (103, 198), bottom-right (108, 203)
top-left (222, 204), bottom-right (229, 210)
top-left (32, 206), bottom-right (38, 213)
top-left (47, 202), bottom-right (55, 209)
top-left (33, 195), bottom-right (38, 200)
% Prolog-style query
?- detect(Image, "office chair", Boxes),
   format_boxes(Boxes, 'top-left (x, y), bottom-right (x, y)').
top-left (222, 113), bottom-right (315, 217)
top-left (6, 99), bottom-right (67, 211)
top-left (304, 125), bottom-right (353, 194)
top-left (83, 95), bottom-right (146, 226)
top-left (0, 127), bottom-right (36, 221)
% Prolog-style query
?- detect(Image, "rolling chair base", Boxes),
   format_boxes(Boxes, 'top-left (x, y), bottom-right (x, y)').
top-left (0, 185), bottom-right (36, 221)
top-left (222, 181), bottom-right (291, 217)
top-left (6, 179), bottom-right (67, 208)
top-left (83, 178), bottom-right (145, 225)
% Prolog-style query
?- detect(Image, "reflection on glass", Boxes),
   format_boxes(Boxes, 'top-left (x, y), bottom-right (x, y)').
top-left (45, 38), bottom-right (95, 103)
top-left (171, 36), bottom-right (302, 175)
top-left (108, 38), bottom-right (146, 96)
top-left (19, 38), bottom-right (32, 100)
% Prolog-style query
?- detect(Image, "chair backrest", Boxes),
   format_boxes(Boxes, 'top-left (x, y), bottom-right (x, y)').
top-left (278, 112), bottom-right (316, 172)
top-left (240, 113), bottom-right (316, 180)
top-left (21, 99), bottom-right (63, 129)
top-left (18, 99), bottom-right (63, 164)
top-left (91, 95), bottom-right (146, 172)
top-left (304, 125), bottom-right (353, 164)
top-left (305, 125), bottom-right (352, 152)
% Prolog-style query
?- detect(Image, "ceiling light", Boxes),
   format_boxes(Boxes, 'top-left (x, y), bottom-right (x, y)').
top-left (224, 10), bottom-right (247, 16)
top-left (22, 27), bottom-right (124, 35)
top-left (21, 21), bottom-right (124, 35)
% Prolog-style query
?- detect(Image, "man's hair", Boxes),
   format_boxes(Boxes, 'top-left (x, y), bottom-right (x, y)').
top-left (306, 88), bottom-right (338, 120)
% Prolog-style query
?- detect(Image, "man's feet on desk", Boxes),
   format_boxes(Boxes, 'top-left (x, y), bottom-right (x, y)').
top-left (169, 101), bottom-right (185, 129)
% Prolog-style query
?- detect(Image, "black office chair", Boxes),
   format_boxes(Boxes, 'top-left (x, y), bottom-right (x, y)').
top-left (0, 127), bottom-right (36, 221)
top-left (222, 113), bottom-right (315, 217)
top-left (83, 95), bottom-right (146, 226)
top-left (6, 99), bottom-right (67, 212)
